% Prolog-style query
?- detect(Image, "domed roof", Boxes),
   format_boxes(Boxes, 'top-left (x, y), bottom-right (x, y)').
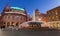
top-left (10, 7), bottom-right (24, 11)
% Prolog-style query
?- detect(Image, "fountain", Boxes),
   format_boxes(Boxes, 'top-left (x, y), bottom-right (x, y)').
top-left (21, 11), bottom-right (48, 30)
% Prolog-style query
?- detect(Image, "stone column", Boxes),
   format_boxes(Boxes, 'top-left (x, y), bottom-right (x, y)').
top-left (13, 22), bottom-right (15, 29)
top-left (18, 22), bottom-right (20, 28)
top-left (10, 22), bottom-right (11, 26)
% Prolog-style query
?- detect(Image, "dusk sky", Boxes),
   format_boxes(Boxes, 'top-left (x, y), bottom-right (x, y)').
top-left (0, 0), bottom-right (60, 16)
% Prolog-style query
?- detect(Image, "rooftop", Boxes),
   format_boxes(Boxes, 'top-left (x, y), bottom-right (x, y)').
top-left (10, 7), bottom-right (24, 11)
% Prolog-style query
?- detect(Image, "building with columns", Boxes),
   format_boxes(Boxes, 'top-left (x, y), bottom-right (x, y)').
top-left (0, 5), bottom-right (30, 28)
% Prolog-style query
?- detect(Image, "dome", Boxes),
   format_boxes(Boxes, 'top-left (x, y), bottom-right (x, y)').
top-left (10, 7), bottom-right (24, 11)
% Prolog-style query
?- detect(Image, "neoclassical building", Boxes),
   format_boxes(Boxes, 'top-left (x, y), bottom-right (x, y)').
top-left (0, 5), bottom-right (30, 28)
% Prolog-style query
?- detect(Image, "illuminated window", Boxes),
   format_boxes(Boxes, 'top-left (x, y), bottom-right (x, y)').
top-left (55, 10), bottom-right (58, 15)
top-left (56, 12), bottom-right (58, 15)
top-left (56, 16), bottom-right (58, 20)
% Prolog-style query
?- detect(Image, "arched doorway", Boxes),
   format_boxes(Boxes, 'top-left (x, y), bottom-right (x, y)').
top-left (16, 23), bottom-right (18, 26)
top-left (15, 22), bottom-right (19, 28)
top-left (15, 22), bottom-right (19, 30)
top-left (11, 22), bottom-right (14, 27)
top-left (7, 22), bottom-right (10, 27)
top-left (1, 25), bottom-right (5, 29)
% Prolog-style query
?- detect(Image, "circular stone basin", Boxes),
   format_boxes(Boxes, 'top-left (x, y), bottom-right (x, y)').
top-left (21, 21), bottom-right (45, 30)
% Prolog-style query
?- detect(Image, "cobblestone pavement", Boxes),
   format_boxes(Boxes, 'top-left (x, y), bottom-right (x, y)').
top-left (0, 29), bottom-right (60, 36)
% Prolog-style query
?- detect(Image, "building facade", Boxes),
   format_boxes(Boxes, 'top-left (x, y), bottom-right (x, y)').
top-left (47, 6), bottom-right (60, 21)
top-left (47, 6), bottom-right (60, 29)
top-left (0, 5), bottom-right (30, 28)
top-left (1, 5), bottom-right (60, 30)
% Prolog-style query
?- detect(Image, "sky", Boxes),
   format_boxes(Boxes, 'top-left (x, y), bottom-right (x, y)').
top-left (0, 0), bottom-right (60, 16)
